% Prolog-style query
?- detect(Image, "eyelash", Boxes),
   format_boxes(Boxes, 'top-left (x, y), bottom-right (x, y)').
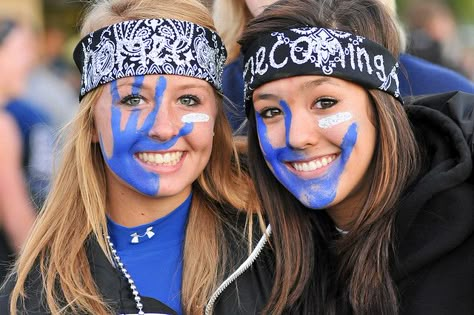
top-left (314, 97), bottom-right (338, 109)
top-left (179, 94), bottom-right (201, 107)
top-left (119, 94), bottom-right (202, 107)
top-left (259, 107), bottom-right (282, 119)
top-left (120, 94), bottom-right (144, 107)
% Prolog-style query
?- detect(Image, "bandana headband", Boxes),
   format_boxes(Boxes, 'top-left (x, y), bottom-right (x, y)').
top-left (243, 27), bottom-right (402, 114)
top-left (73, 18), bottom-right (227, 100)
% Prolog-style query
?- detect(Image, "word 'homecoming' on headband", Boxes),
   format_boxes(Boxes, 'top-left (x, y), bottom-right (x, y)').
top-left (73, 18), bottom-right (227, 100)
top-left (243, 27), bottom-right (402, 114)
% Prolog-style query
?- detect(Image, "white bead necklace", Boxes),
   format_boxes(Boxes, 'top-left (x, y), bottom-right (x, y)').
top-left (106, 235), bottom-right (145, 315)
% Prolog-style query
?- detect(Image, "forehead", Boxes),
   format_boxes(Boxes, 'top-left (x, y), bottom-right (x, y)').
top-left (254, 75), bottom-right (362, 96)
top-left (113, 74), bottom-right (215, 91)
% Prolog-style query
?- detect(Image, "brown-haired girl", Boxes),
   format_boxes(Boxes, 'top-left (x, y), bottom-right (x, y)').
top-left (239, 0), bottom-right (474, 314)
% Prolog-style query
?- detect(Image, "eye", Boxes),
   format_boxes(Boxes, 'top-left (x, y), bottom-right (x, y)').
top-left (314, 97), bottom-right (337, 109)
top-left (178, 95), bottom-right (200, 107)
top-left (259, 107), bottom-right (282, 119)
top-left (120, 94), bottom-right (144, 107)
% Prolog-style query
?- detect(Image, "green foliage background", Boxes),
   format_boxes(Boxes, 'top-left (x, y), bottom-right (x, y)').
top-left (397, 0), bottom-right (474, 23)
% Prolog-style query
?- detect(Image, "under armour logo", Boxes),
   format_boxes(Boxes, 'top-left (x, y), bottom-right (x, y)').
top-left (130, 226), bottom-right (155, 244)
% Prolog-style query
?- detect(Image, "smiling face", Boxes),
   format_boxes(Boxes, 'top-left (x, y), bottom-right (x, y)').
top-left (93, 74), bottom-right (217, 199)
top-left (252, 75), bottom-right (377, 213)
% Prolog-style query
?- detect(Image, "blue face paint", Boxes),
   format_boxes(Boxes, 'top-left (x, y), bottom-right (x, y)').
top-left (256, 100), bottom-right (358, 209)
top-left (99, 76), bottom-right (194, 196)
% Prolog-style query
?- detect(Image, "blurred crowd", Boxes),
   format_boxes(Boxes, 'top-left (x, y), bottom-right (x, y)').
top-left (0, 0), bottom-right (473, 284)
top-left (404, 0), bottom-right (474, 80)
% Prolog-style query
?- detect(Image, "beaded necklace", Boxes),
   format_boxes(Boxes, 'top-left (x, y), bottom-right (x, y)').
top-left (107, 235), bottom-right (146, 315)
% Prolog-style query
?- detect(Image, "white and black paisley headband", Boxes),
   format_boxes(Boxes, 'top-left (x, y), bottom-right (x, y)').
top-left (243, 27), bottom-right (402, 114)
top-left (73, 18), bottom-right (227, 100)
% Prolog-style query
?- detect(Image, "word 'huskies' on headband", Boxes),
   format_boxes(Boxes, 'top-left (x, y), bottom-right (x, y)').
top-left (243, 27), bottom-right (402, 114)
top-left (74, 18), bottom-right (227, 99)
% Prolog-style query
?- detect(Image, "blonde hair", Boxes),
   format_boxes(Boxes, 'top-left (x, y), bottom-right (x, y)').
top-left (212, 0), bottom-right (251, 62)
top-left (8, 0), bottom-right (260, 314)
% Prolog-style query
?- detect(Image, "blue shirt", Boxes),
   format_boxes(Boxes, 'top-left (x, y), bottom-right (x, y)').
top-left (398, 54), bottom-right (474, 97)
top-left (5, 99), bottom-right (54, 208)
top-left (107, 193), bottom-right (192, 315)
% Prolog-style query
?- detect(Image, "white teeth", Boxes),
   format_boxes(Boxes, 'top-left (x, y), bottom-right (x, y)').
top-left (149, 154), bottom-right (156, 163)
top-left (291, 155), bottom-right (337, 172)
top-left (322, 157), bottom-right (328, 166)
top-left (156, 154), bottom-right (164, 163)
top-left (137, 152), bottom-right (183, 166)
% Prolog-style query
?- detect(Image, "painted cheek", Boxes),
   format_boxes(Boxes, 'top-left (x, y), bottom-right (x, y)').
top-left (104, 77), bottom-right (157, 195)
top-left (264, 120), bottom-right (359, 210)
top-left (256, 100), bottom-right (305, 189)
top-left (318, 112), bottom-right (353, 129)
top-left (299, 122), bottom-right (359, 209)
top-left (181, 113), bottom-right (210, 123)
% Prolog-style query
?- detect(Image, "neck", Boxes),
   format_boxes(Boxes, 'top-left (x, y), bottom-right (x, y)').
top-left (326, 179), bottom-right (371, 230)
top-left (107, 182), bottom-right (192, 227)
top-left (326, 206), bottom-right (356, 230)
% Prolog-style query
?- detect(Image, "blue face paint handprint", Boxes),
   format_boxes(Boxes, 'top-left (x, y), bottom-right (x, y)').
top-left (256, 99), bottom-right (358, 209)
top-left (99, 76), bottom-right (193, 196)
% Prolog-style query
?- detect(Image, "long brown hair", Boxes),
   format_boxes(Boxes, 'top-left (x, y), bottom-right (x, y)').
top-left (7, 0), bottom-right (260, 314)
top-left (241, 0), bottom-right (420, 314)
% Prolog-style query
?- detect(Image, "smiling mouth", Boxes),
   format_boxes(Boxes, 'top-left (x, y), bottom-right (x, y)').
top-left (137, 151), bottom-right (184, 166)
top-left (290, 154), bottom-right (338, 172)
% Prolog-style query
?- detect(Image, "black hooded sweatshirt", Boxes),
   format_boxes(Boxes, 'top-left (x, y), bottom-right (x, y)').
top-left (393, 92), bottom-right (474, 314)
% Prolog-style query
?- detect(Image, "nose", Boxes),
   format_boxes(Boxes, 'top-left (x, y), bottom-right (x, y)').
top-left (287, 108), bottom-right (320, 150)
top-left (148, 105), bottom-right (181, 142)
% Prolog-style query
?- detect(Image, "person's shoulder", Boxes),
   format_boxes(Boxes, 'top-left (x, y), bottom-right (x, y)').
top-left (399, 53), bottom-right (474, 95)
top-left (5, 98), bottom-right (52, 126)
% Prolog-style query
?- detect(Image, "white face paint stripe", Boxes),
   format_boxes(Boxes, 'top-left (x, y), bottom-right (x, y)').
top-left (181, 113), bottom-right (210, 123)
top-left (318, 112), bottom-right (353, 129)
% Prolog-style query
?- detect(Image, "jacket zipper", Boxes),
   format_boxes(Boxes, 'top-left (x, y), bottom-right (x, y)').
top-left (204, 224), bottom-right (272, 315)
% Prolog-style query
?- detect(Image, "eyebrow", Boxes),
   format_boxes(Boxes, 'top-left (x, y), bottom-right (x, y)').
top-left (253, 93), bottom-right (280, 102)
top-left (175, 82), bottom-right (211, 89)
top-left (302, 77), bottom-right (340, 90)
top-left (115, 80), bottom-right (148, 91)
top-left (254, 77), bottom-right (342, 101)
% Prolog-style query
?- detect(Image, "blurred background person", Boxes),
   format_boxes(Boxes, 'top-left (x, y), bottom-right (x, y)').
top-left (405, 0), bottom-right (468, 76)
top-left (0, 17), bottom-right (39, 284)
top-left (22, 22), bottom-right (79, 133)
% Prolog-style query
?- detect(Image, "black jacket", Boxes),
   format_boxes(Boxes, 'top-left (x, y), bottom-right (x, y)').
top-left (0, 212), bottom-right (273, 315)
top-left (393, 92), bottom-right (474, 314)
